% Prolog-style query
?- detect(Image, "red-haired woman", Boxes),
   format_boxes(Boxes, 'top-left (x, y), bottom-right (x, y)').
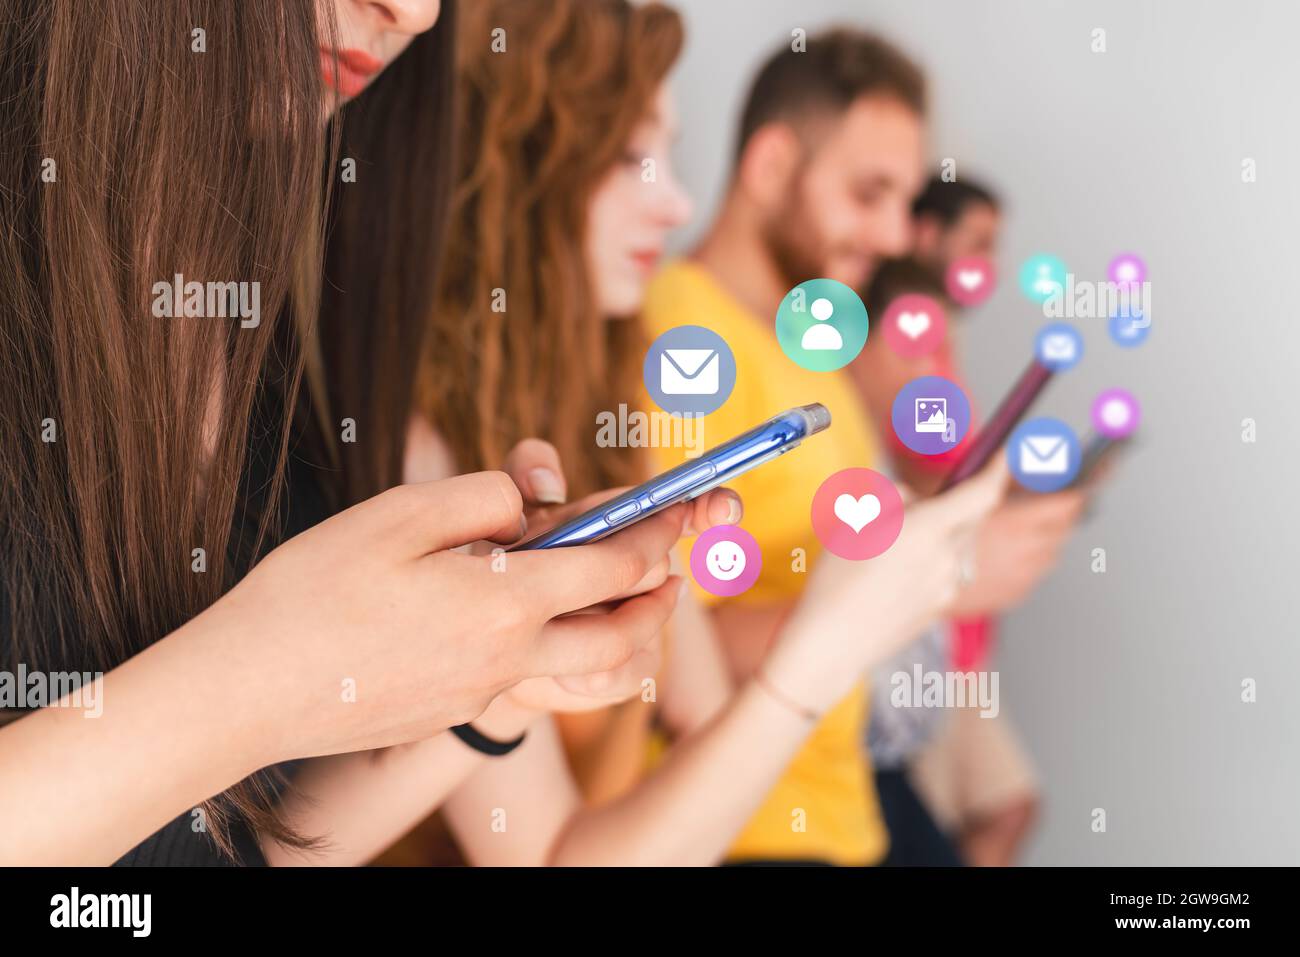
top-left (330, 0), bottom-right (1005, 865)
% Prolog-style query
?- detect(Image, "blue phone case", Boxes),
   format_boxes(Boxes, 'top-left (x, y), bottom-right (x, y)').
top-left (510, 404), bottom-right (831, 550)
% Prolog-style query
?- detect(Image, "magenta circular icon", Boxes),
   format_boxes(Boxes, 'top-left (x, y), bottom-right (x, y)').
top-left (891, 375), bottom-right (971, 456)
top-left (689, 524), bottom-right (762, 597)
top-left (1091, 388), bottom-right (1140, 438)
top-left (881, 293), bottom-right (948, 358)
top-left (811, 469), bottom-right (905, 560)
top-left (1108, 253), bottom-right (1146, 288)
top-left (945, 255), bottom-right (996, 307)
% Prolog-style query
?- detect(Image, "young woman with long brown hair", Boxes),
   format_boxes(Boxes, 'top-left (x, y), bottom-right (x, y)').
top-left (0, 0), bottom-right (736, 865)
top-left (340, 0), bottom-right (1008, 866)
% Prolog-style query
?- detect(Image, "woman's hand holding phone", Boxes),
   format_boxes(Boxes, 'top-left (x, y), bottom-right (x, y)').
top-left (189, 462), bottom-right (731, 769)
top-left (761, 457), bottom-right (1009, 714)
top-left (945, 487), bottom-right (1086, 617)
top-left (500, 438), bottom-right (743, 597)
top-left (472, 440), bottom-right (742, 737)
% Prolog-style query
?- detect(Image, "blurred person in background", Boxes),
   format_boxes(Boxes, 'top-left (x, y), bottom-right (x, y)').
top-left (853, 177), bottom-right (1087, 865)
top-left (360, 0), bottom-right (1003, 867)
top-left (911, 177), bottom-right (1000, 270)
top-left (638, 28), bottom-right (1021, 865)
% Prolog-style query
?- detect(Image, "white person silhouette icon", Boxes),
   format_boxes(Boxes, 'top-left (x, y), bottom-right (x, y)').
top-left (800, 297), bottom-right (843, 351)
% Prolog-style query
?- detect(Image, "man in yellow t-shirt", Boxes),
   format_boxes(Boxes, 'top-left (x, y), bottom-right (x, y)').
top-left (642, 29), bottom-right (931, 865)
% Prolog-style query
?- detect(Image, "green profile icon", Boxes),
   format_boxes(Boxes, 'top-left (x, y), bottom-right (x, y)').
top-left (775, 278), bottom-right (870, 372)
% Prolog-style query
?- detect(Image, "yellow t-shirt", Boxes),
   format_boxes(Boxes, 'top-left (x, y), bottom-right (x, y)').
top-left (641, 260), bottom-right (887, 866)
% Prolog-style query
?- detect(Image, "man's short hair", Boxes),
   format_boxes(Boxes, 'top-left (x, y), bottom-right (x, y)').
top-left (912, 176), bottom-right (1000, 225)
top-left (735, 28), bottom-right (926, 164)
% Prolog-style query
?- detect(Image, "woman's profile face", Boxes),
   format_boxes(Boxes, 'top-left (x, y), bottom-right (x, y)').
top-left (586, 83), bottom-right (694, 319)
top-left (320, 0), bottom-right (441, 106)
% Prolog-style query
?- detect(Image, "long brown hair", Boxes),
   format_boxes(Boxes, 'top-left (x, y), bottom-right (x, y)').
top-left (422, 0), bottom-right (684, 498)
top-left (0, 0), bottom-right (457, 858)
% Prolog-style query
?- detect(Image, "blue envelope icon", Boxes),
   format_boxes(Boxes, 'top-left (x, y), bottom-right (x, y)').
top-left (660, 349), bottom-right (719, 395)
top-left (1019, 435), bottom-right (1069, 474)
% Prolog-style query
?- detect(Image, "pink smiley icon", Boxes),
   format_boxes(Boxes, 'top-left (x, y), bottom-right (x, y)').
top-left (690, 525), bottom-right (762, 596)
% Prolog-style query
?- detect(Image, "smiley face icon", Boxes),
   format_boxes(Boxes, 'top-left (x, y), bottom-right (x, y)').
top-left (690, 525), bottom-right (761, 596)
top-left (705, 540), bottom-right (747, 581)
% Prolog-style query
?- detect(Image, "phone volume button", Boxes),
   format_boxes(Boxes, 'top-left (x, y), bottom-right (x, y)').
top-left (649, 463), bottom-right (717, 505)
top-left (603, 501), bottom-right (642, 525)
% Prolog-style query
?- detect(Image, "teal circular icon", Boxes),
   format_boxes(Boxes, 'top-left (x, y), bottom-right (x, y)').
top-left (1018, 254), bottom-right (1068, 305)
top-left (775, 279), bottom-right (869, 372)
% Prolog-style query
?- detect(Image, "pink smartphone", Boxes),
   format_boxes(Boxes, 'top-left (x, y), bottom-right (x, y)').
top-left (938, 360), bottom-right (1055, 491)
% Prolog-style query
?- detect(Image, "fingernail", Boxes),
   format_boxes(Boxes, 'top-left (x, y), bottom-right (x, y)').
top-left (528, 467), bottom-right (566, 505)
top-left (724, 494), bottom-right (743, 525)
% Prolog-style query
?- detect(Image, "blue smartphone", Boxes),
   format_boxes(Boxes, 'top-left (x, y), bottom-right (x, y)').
top-left (510, 403), bottom-right (831, 550)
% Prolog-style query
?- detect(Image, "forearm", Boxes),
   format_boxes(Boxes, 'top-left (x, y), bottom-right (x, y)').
top-left (555, 704), bottom-right (654, 805)
top-left (547, 679), bottom-right (815, 866)
top-left (548, 598), bottom-right (899, 866)
top-left (262, 733), bottom-right (489, 866)
top-left (0, 616), bottom-right (268, 865)
top-left (262, 692), bottom-right (546, 865)
top-left (658, 593), bottom-right (734, 736)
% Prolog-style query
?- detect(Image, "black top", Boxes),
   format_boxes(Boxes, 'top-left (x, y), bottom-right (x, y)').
top-left (113, 434), bottom-right (335, 868)
top-left (3, 394), bottom-right (338, 866)
top-left (113, 804), bottom-right (271, 867)
top-left (112, 441), bottom-right (331, 867)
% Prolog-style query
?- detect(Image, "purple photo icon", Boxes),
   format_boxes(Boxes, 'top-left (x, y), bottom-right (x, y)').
top-left (1091, 388), bottom-right (1140, 439)
top-left (689, 524), bottom-right (762, 597)
top-left (915, 398), bottom-right (948, 433)
top-left (891, 375), bottom-right (971, 456)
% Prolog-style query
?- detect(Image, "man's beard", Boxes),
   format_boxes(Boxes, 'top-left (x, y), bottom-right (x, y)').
top-left (760, 181), bottom-right (875, 293)
top-left (761, 187), bottom-right (827, 291)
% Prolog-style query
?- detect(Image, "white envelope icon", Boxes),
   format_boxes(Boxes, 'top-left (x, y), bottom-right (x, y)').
top-left (1019, 435), bottom-right (1069, 474)
top-left (1041, 334), bottom-right (1076, 362)
top-left (661, 349), bottom-right (719, 395)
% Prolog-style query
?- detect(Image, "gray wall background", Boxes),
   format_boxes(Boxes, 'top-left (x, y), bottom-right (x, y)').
top-left (667, 0), bottom-right (1299, 864)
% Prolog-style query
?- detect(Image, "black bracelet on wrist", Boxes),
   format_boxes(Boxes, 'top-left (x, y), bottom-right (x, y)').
top-left (450, 722), bottom-right (527, 757)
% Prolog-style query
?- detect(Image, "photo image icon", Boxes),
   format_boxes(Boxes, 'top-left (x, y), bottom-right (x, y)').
top-left (914, 398), bottom-right (948, 434)
top-left (891, 375), bottom-right (970, 456)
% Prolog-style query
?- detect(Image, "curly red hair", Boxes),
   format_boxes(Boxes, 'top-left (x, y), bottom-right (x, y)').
top-left (422, 0), bottom-right (685, 496)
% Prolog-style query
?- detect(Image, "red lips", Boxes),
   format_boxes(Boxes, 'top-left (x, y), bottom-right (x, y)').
top-left (320, 48), bottom-right (384, 99)
top-left (630, 249), bottom-right (663, 273)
